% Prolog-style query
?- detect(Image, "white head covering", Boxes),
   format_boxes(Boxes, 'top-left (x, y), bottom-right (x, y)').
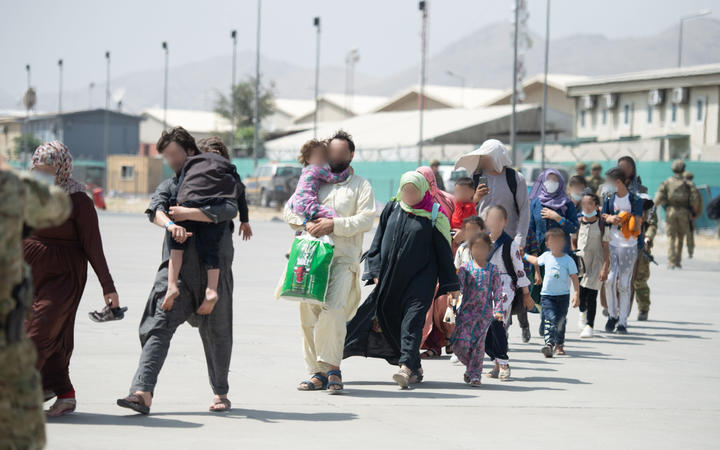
top-left (476, 139), bottom-right (512, 173)
top-left (455, 139), bottom-right (513, 174)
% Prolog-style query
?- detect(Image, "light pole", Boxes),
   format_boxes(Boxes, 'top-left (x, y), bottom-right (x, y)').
top-left (418, 0), bottom-right (428, 166)
top-left (103, 51), bottom-right (110, 190)
top-left (231, 30), bottom-right (237, 148)
top-left (540, 0), bottom-right (550, 170)
top-left (105, 51), bottom-right (111, 109)
top-left (58, 59), bottom-right (63, 113)
top-left (89, 82), bottom-right (95, 108)
top-left (445, 69), bottom-right (466, 107)
top-left (510, 0), bottom-right (520, 166)
top-left (678, 9), bottom-right (711, 67)
top-left (345, 48), bottom-right (359, 115)
top-left (313, 16), bottom-right (321, 138)
top-left (25, 64), bottom-right (31, 117)
top-left (253, 0), bottom-right (262, 167)
top-left (162, 41), bottom-right (169, 129)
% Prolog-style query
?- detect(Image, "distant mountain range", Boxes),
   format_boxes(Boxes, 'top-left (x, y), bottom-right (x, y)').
top-left (5, 18), bottom-right (720, 114)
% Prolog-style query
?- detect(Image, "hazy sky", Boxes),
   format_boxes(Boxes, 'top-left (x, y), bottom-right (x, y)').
top-left (1, 0), bottom-right (718, 104)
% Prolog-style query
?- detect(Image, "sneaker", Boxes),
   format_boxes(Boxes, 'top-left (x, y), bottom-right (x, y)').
top-left (637, 311), bottom-right (648, 321)
top-left (602, 308), bottom-right (609, 317)
top-left (580, 325), bottom-right (594, 338)
top-left (578, 311), bottom-right (587, 329)
top-left (499, 365), bottom-right (511, 381)
top-left (541, 345), bottom-right (554, 358)
top-left (521, 326), bottom-right (531, 343)
top-left (616, 325), bottom-right (628, 334)
top-left (604, 317), bottom-right (618, 333)
top-left (450, 354), bottom-right (461, 365)
top-left (486, 365), bottom-right (500, 378)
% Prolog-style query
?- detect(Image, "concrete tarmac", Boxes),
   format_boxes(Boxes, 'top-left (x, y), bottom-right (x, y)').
top-left (44, 212), bottom-right (720, 449)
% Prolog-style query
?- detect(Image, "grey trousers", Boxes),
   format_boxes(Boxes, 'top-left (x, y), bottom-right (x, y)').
top-left (129, 226), bottom-right (234, 396)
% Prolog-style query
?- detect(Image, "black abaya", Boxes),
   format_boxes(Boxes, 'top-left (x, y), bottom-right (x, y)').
top-left (344, 201), bottom-right (459, 371)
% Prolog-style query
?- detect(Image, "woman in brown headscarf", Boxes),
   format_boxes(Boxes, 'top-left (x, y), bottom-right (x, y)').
top-left (24, 141), bottom-right (120, 417)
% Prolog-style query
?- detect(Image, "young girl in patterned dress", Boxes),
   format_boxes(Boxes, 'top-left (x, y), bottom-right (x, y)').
top-left (450, 232), bottom-right (504, 387)
top-left (289, 139), bottom-right (350, 220)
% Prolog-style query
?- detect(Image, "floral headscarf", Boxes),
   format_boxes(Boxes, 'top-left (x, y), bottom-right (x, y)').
top-left (31, 141), bottom-right (86, 194)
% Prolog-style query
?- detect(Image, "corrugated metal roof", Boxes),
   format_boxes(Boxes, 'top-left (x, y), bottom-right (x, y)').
top-left (566, 63), bottom-right (720, 88)
top-left (142, 108), bottom-right (231, 133)
top-left (265, 104), bottom-right (537, 156)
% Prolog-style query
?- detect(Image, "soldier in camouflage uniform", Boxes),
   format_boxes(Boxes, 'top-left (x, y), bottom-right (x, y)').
top-left (683, 171), bottom-right (704, 259)
top-left (634, 193), bottom-right (657, 321)
top-left (586, 162), bottom-right (603, 194)
top-left (654, 160), bottom-right (701, 269)
top-left (0, 151), bottom-right (71, 450)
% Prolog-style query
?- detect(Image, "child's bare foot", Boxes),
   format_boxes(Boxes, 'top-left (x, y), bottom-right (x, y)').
top-left (196, 288), bottom-right (218, 315)
top-left (162, 285), bottom-right (179, 311)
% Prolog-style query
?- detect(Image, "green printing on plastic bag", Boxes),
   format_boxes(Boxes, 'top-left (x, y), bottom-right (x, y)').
top-left (280, 236), bottom-right (334, 304)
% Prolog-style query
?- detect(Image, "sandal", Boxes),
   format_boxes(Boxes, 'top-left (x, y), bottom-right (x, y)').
top-left (89, 305), bottom-right (127, 322)
top-left (463, 373), bottom-right (470, 384)
top-left (297, 373), bottom-right (328, 391)
top-left (420, 349), bottom-right (439, 359)
top-left (45, 398), bottom-right (76, 417)
top-left (555, 345), bottom-right (566, 356)
top-left (117, 394), bottom-right (151, 415)
top-left (209, 397), bottom-right (231, 412)
top-left (326, 369), bottom-right (344, 395)
top-left (469, 378), bottom-right (482, 387)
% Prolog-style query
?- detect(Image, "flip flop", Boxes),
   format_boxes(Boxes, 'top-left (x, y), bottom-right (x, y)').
top-left (117, 394), bottom-right (150, 415)
top-left (209, 397), bottom-right (231, 412)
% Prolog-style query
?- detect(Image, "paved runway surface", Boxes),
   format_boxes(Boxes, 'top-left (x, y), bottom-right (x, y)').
top-left (44, 212), bottom-right (720, 449)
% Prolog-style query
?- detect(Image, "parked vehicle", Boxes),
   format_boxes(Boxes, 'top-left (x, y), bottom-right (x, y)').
top-left (519, 163), bottom-right (569, 187)
top-left (437, 165), bottom-right (468, 193)
top-left (245, 163), bottom-right (302, 207)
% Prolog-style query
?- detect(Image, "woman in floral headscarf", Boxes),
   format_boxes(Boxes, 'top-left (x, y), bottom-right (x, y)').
top-left (24, 141), bottom-right (120, 417)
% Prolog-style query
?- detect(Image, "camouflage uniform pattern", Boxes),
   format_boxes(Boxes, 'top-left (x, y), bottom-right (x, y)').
top-left (634, 206), bottom-right (657, 313)
top-left (654, 161), bottom-right (701, 268)
top-left (586, 163), bottom-right (604, 194)
top-left (0, 168), bottom-right (71, 450)
top-left (682, 171), bottom-right (703, 259)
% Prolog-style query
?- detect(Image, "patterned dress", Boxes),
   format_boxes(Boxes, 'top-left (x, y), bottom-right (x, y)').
top-left (451, 261), bottom-right (504, 379)
top-left (290, 164), bottom-right (350, 220)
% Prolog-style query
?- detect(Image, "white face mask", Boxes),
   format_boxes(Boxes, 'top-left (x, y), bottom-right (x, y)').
top-left (543, 180), bottom-right (559, 194)
top-left (30, 170), bottom-right (56, 186)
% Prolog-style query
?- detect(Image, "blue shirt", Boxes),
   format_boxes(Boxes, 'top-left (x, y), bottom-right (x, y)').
top-left (538, 251), bottom-right (578, 296)
top-left (528, 198), bottom-right (578, 254)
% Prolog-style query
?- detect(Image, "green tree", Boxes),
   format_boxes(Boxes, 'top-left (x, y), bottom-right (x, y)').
top-left (215, 76), bottom-right (275, 134)
top-left (11, 133), bottom-right (42, 162)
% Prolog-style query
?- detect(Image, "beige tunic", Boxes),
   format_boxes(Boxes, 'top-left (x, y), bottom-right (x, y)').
top-left (577, 219), bottom-right (609, 290)
top-left (281, 174), bottom-right (376, 373)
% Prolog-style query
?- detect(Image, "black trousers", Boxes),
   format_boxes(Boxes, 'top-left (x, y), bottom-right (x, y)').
top-left (168, 221), bottom-right (223, 269)
top-left (578, 286), bottom-right (598, 327)
top-left (484, 319), bottom-right (508, 361)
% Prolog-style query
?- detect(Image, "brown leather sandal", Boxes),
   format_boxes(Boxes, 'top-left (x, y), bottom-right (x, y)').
top-left (209, 397), bottom-right (231, 412)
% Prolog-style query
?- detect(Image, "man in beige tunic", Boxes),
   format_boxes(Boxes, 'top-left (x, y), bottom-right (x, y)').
top-left (281, 130), bottom-right (375, 393)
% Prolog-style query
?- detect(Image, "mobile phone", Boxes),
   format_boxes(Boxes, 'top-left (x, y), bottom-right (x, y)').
top-left (476, 176), bottom-right (488, 188)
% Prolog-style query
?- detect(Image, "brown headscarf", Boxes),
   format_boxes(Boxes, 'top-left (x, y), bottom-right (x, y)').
top-left (31, 141), bottom-right (86, 194)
